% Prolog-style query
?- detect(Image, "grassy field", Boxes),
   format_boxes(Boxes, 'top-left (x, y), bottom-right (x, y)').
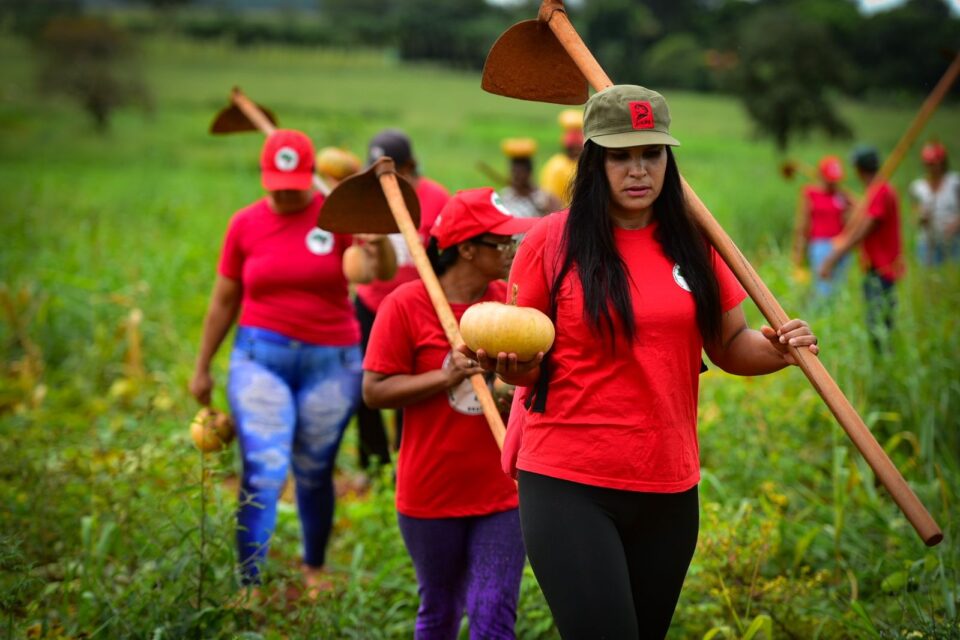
top-left (1, 33), bottom-right (959, 639)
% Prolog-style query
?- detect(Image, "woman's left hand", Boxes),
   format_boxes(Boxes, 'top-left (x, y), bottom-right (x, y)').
top-left (760, 319), bottom-right (819, 365)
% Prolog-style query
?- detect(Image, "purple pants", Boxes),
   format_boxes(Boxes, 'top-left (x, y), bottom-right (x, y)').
top-left (397, 508), bottom-right (525, 640)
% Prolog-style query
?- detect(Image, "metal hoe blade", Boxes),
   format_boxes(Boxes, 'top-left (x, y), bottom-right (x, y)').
top-left (318, 159), bottom-right (421, 234)
top-left (481, 19), bottom-right (588, 105)
top-left (209, 102), bottom-right (278, 134)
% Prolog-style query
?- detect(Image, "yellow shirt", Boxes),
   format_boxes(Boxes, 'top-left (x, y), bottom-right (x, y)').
top-left (539, 153), bottom-right (577, 205)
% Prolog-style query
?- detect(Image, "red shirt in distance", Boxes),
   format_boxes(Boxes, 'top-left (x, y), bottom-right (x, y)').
top-left (218, 193), bottom-right (360, 345)
top-left (803, 185), bottom-right (849, 240)
top-left (355, 177), bottom-right (451, 312)
top-left (861, 181), bottom-right (904, 282)
top-left (508, 211), bottom-right (746, 493)
top-left (364, 279), bottom-right (519, 518)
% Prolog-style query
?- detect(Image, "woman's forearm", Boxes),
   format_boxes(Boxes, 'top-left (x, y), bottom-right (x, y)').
top-left (363, 369), bottom-right (453, 409)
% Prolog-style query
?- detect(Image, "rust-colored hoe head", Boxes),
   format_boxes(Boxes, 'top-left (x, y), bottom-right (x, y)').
top-left (481, 19), bottom-right (587, 105)
top-left (209, 101), bottom-right (278, 134)
top-left (317, 158), bottom-right (420, 234)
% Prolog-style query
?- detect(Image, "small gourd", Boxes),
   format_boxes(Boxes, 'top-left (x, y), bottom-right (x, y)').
top-left (190, 407), bottom-right (235, 453)
top-left (459, 284), bottom-right (555, 362)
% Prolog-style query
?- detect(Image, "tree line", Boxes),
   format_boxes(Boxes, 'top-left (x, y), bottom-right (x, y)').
top-left (2, 0), bottom-right (957, 147)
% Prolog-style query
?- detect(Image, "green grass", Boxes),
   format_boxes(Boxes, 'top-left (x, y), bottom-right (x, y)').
top-left (1, 34), bottom-right (959, 639)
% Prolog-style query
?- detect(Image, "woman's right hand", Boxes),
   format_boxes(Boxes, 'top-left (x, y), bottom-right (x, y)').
top-left (443, 350), bottom-right (485, 388)
top-left (189, 369), bottom-right (214, 406)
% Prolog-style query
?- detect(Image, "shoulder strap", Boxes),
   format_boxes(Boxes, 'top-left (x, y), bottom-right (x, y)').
top-left (524, 213), bottom-right (565, 414)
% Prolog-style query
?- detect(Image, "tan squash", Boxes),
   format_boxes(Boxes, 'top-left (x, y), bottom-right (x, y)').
top-left (316, 146), bottom-right (361, 185)
top-left (342, 244), bottom-right (374, 284)
top-left (459, 284), bottom-right (555, 362)
top-left (190, 407), bottom-right (235, 453)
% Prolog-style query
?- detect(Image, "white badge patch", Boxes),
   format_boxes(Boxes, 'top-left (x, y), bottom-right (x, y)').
top-left (491, 191), bottom-right (513, 216)
top-left (306, 228), bottom-right (334, 255)
top-left (673, 264), bottom-right (692, 292)
top-left (274, 146), bottom-right (300, 172)
top-left (443, 351), bottom-right (483, 415)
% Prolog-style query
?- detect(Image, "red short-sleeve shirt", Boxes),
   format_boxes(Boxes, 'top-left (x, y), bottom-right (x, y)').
top-left (803, 185), bottom-right (849, 240)
top-left (861, 181), bottom-right (904, 281)
top-left (355, 177), bottom-right (450, 312)
top-left (363, 279), bottom-right (518, 518)
top-left (218, 193), bottom-right (359, 345)
top-left (508, 211), bottom-right (746, 493)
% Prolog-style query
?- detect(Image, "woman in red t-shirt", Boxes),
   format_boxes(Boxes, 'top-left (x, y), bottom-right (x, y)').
top-left (189, 129), bottom-right (395, 596)
top-left (471, 86), bottom-right (820, 639)
top-left (363, 188), bottom-right (537, 639)
top-left (792, 155), bottom-right (853, 297)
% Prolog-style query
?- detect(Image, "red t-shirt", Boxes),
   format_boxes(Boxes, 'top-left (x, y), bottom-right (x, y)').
top-left (803, 185), bottom-right (848, 239)
top-left (861, 181), bottom-right (904, 281)
top-left (218, 193), bottom-right (360, 345)
top-left (355, 177), bottom-right (450, 312)
top-left (364, 279), bottom-right (519, 518)
top-left (508, 211), bottom-right (746, 493)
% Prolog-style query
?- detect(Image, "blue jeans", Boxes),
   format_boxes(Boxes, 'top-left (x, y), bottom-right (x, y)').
top-left (397, 509), bottom-right (526, 640)
top-left (228, 326), bottom-right (362, 583)
top-left (808, 239), bottom-right (849, 298)
top-left (917, 234), bottom-right (960, 267)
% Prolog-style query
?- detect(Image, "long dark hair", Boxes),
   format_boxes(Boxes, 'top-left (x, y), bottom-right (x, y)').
top-left (549, 140), bottom-right (722, 346)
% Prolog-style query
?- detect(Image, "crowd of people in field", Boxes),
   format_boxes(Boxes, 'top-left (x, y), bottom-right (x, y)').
top-left (190, 83), bottom-right (952, 638)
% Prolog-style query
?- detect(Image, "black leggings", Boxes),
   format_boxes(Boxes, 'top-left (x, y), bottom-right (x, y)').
top-left (518, 471), bottom-right (699, 640)
top-left (355, 297), bottom-right (401, 468)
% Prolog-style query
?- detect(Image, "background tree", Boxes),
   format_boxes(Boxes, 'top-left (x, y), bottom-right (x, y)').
top-left (729, 6), bottom-right (853, 152)
top-left (35, 16), bottom-right (151, 132)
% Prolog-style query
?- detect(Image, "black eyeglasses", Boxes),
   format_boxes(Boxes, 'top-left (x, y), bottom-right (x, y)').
top-left (471, 237), bottom-right (519, 253)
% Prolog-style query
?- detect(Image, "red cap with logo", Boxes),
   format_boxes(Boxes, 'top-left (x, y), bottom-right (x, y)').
top-left (430, 188), bottom-right (539, 250)
top-left (921, 141), bottom-right (947, 165)
top-left (260, 129), bottom-right (315, 191)
top-left (818, 155), bottom-right (844, 182)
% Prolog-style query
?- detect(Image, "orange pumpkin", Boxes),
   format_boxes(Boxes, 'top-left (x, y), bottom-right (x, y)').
top-left (190, 407), bottom-right (235, 453)
top-left (459, 284), bottom-right (555, 362)
top-left (342, 244), bottom-right (374, 284)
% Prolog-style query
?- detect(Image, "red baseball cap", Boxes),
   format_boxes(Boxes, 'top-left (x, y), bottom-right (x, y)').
top-left (260, 129), bottom-right (315, 191)
top-left (563, 129), bottom-right (584, 148)
top-left (431, 188), bottom-right (539, 250)
top-left (818, 155), bottom-right (844, 182)
top-left (921, 142), bottom-right (947, 164)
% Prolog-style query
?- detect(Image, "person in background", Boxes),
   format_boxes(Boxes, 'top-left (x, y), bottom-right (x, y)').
top-left (471, 85), bottom-right (819, 639)
top-left (190, 129), bottom-right (396, 595)
top-left (499, 137), bottom-right (563, 218)
top-left (353, 129), bottom-right (451, 471)
top-left (909, 141), bottom-right (960, 266)
top-left (539, 108), bottom-right (584, 206)
top-left (792, 155), bottom-right (853, 298)
top-left (363, 188), bottom-right (537, 639)
top-left (821, 145), bottom-right (904, 349)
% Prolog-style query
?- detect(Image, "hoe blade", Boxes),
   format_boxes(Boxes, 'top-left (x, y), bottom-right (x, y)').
top-left (318, 162), bottom-right (420, 234)
top-left (209, 103), bottom-right (278, 135)
top-left (481, 19), bottom-right (587, 105)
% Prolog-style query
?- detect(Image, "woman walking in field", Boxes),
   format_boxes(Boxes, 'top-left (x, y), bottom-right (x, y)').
top-left (909, 141), bottom-right (960, 266)
top-left (473, 85), bottom-right (819, 638)
top-left (190, 129), bottom-right (395, 594)
top-left (362, 188), bottom-right (537, 639)
top-left (792, 155), bottom-right (853, 297)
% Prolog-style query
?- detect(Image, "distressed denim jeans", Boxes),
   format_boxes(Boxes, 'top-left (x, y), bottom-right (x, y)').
top-left (227, 326), bottom-right (362, 583)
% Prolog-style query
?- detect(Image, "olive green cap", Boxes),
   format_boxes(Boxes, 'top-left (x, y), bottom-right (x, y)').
top-left (583, 85), bottom-right (680, 148)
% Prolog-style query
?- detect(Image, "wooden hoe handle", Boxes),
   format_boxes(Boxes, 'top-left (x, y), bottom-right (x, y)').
top-left (374, 160), bottom-right (507, 450)
top-left (230, 87), bottom-right (331, 196)
top-left (537, 0), bottom-right (942, 545)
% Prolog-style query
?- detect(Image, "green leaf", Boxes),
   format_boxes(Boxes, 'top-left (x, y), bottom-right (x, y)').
top-left (743, 614), bottom-right (773, 640)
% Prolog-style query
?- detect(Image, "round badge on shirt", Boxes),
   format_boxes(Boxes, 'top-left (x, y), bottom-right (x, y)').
top-left (673, 264), bottom-right (692, 292)
top-left (305, 228), bottom-right (334, 255)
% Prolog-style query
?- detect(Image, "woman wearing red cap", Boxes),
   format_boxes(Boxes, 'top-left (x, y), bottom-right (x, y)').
top-left (792, 155), bottom-right (853, 297)
top-left (473, 85), bottom-right (819, 639)
top-left (189, 129), bottom-right (395, 594)
top-left (909, 141), bottom-right (960, 266)
top-left (362, 188), bottom-right (537, 639)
